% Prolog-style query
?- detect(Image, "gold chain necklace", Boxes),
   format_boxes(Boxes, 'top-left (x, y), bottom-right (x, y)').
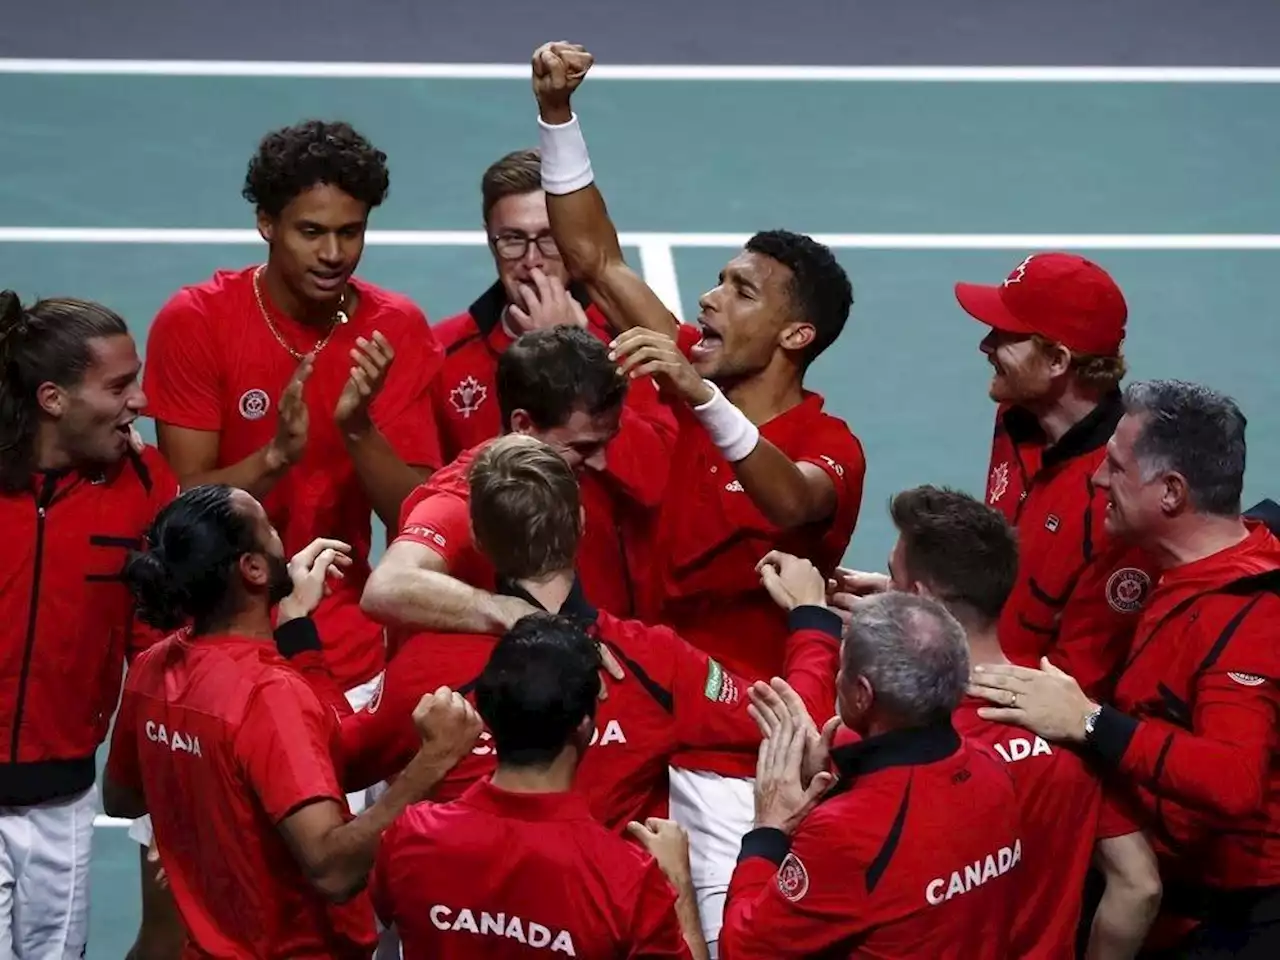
top-left (252, 264), bottom-right (350, 362)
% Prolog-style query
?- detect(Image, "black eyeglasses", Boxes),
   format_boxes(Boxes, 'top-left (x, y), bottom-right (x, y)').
top-left (490, 231), bottom-right (561, 261)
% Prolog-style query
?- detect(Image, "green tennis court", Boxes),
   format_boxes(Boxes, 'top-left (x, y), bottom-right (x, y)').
top-left (2, 66), bottom-right (1278, 954)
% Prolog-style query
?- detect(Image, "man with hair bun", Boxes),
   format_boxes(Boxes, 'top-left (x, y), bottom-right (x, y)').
top-left (102, 483), bottom-right (481, 959)
top-left (0, 290), bottom-right (178, 958)
top-left (970, 379), bottom-right (1280, 956)
top-left (952, 252), bottom-right (1161, 698)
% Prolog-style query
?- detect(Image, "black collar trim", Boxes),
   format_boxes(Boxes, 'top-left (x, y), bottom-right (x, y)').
top-left (496, 575), bottom-right (599, 626)
top-left (1002, 389), bottom-right (1124, 469)
top-left (468, 280), bottom-right (594, 336)
top-left (830, 721), bottom-right (960, 779)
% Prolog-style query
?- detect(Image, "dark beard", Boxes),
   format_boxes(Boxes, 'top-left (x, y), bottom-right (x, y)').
top-left (267, 553), bottom-right (293, 607)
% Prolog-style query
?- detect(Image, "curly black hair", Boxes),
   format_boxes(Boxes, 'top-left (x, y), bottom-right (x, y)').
top-left (745, 229), bottom-right (854, 368)
top-left (242, 120), bottom-right (391, 217)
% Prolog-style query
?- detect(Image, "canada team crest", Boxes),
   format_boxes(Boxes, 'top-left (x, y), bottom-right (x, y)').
top-left (776, 852), bottom-right (810, 902)
top-left (1106, 567), bottom-right (1151, 614)
top-left (988, 461), bottom-right (1010, 505)
top-left (449, 376), bottom-right (488, 418)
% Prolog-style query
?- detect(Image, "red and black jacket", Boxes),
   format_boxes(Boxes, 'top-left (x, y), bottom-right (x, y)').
top-left (985, 392), bottom-right (1160, 698)
top-left (0, 447), bottom-right (178, 805)
top-left (1089, 515), bottom-right (1280, 919)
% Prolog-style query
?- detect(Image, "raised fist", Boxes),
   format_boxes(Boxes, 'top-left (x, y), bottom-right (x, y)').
top-left (532, 41), bottom-right (594, 120)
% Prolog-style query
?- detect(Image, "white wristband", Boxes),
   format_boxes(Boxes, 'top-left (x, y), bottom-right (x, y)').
top-left (538, 113), bottom-right (595, 195)
top-left (692, 381), bottom-right (760, 462)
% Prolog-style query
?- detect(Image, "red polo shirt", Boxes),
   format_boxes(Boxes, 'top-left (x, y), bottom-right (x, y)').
top-left (954, 698), bottom-right (1139, 959)
top-left (372, 777), bottom-right (691, 959)
top-left (143, 266), bottom-right (444, 689)
top-left (722, 723), bottom-right (1022, 959)
top-left (984, 395), bottom-right (1160, 698)
top-left (1089, 521), bottom-right (1280, 903)
top-left (340, 586), bottom-right (840, 828)
top-left (655, 323), bottom-right (865, 777)
top-left (105, 632), bottom-right (375, 958)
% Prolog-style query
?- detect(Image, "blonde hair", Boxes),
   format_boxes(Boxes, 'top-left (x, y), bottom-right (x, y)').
top-left (468, 434), bottom-right (581, 579)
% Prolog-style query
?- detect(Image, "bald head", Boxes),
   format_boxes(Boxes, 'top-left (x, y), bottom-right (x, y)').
top-left (841, 592), bottom-right (970, 729)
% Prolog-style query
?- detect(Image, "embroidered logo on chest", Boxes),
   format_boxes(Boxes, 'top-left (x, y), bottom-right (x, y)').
top-left (238, 388), bottom-right (270, 421)
top-left (1106, 567), bottom-right (1151, 614)
top-left (988, 461), bottom-right (1010, 504)
top-left (449, 376), bottom-right (487, 419)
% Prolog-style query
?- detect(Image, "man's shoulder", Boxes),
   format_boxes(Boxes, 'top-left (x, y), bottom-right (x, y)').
top-left (155, 266), bottom-right (256, 319)
top-left (353, 278), bottom-right (430, 329)
top-left (433, 309), bottom-right (485, 352)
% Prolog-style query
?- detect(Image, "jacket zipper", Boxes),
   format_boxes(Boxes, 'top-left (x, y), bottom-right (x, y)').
top-left (10, 474), bottom-right (56, 762)
top-left (615, 518), bottom-right (637, 618)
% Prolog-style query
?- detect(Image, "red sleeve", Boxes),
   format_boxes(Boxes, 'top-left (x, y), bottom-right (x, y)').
top-left (1046, 543), bottom-right (1158, 699)
top-left (338, 645), bottom-right (435, 791)
top-left (142, 289), bottom-right (223, 431)
top-left (602, 377), bottom-right (679, 508)
top-left (722, 815), bottom-right (870, 959)
top-left (1096, 788), bottom-right (1143, 841)
top-left (625, 858), bottom-right (694, 959)
top-left (234, 675), bottom-right (346, 823)
top-left (104, 686), bottom-right (144, 796)
top-left (1094, 601), bottom-right (1280, 820)
top-left (395, 492), bottom-right (473, 569)
top-left (793, 426), bottom-right (866, 558)
top-left (369, 304), bottom-right (445, 470)
top-left (779, 608), bottom-right (842, 726)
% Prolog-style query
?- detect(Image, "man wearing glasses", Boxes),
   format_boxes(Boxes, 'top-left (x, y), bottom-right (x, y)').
top-left (429, 148), bottom-right (618, 462)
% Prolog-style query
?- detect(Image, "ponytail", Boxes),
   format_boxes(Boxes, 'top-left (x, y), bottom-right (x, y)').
top-left (0, 292), bottom-right (129, 493)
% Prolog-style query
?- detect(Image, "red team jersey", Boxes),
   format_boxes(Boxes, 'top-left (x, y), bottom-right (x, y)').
top-left (1092, 521), bottom-right (1280, 902)
top-left (106, 632), bottom-right (376, 959)
top-left (655, 323), bottom-right (865, 777)
top-left (372, 778), bottom-right (692, 959)
top-left (722, 724), bottom-right (1023, 959)
top-left (953, 698), bottom-right (1138, 958)
top-left (143, 267), bottom-right (445, 689)
top-left (340, 585), bottom-right (841, 828)
top-left (984, 397), bottom-right (1159, 698)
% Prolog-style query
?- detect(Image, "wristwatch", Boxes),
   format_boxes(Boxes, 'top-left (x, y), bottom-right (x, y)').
top-left (1083, 704), bottom-right (1104, 741)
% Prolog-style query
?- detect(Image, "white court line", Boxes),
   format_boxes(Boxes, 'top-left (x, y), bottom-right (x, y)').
top-left (636, 242), bottom-right (684, 320)
top-left (2, 60), bottom-right (1280, 82)
top-left (3, 228), bottom-right (1280, 250)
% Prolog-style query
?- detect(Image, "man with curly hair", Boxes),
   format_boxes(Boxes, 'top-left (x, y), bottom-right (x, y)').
top-left (143, 120), bottom-right (442, 701)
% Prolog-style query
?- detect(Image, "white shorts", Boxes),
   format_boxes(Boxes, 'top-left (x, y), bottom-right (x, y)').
top-left (0, 784), bottom-right (96, 959)
top-left (131, 671), bottom-right (388, 846)
top-left (667, 767), bottom-right (755, 959)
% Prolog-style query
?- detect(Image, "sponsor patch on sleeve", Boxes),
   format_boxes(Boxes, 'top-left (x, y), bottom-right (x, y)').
top-left (401, 523), bottom-right (448, 550)
top-left (703, 659), bottom-right (739, 705)
top-left (776, 852), bottom-right (810, 902)
top-left (1228, 671), bottom-right (1268, 687)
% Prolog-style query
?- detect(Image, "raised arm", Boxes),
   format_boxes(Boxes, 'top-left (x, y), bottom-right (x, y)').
top-left (532, 41), bottom-right (679, 340)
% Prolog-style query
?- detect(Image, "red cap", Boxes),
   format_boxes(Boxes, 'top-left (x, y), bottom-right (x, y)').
top-left (954, 252), bottom-right (1127, 356)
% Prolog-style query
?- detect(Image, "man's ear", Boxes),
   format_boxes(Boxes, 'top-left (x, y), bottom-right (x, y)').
top-left (508, 409), bottom-right (534, 435)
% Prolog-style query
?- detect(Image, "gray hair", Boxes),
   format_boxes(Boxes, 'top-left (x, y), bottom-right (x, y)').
top-left (842, 592), bottom-right (970, 727)
top-left (1123, 379), bottom-right (1246, 517)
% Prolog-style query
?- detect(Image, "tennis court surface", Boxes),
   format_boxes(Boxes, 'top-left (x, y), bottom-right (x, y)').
top-left (2, 56), bottom-right (1279, 954)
